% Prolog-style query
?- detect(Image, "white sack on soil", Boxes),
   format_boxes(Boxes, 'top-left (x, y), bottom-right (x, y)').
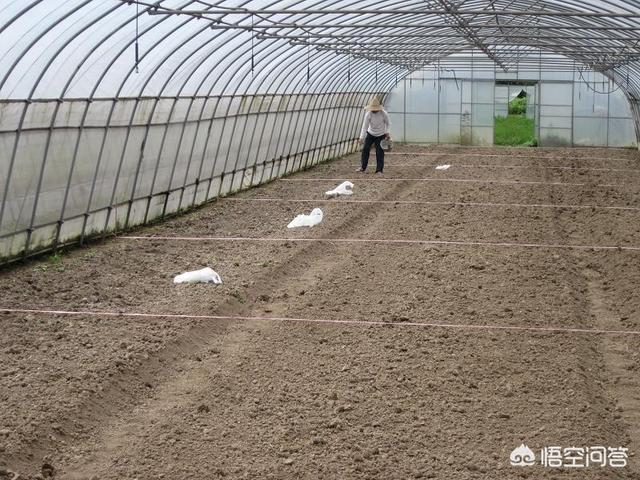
top-left (287, 208), bottom-right (323, 228)
top-left (325, 181), bottom-right (354, 197)
top-left (173, 267), bottom-right (222, 284)
top-left (435, 164), bottom-right (451, 170)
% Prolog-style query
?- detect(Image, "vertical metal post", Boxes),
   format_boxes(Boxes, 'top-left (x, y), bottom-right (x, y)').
top-left (570, 61), bottom-right (576, 147)
top-left (606, 76), bottom-right (611, 147)
top-left (403, 74), bottom-right (407, 142)
top-left (437, 66), bottom-right (441, 144)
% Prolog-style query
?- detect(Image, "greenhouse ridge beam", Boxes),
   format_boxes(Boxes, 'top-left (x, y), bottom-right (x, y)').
top-left (258, 33), bottom-right (639, 41)
top-left (307, 42), bottom-right (640, 53)
top-left (299, 41), bottom-right (640, 49)
top-left (343, 49), bottom-right (640, 58)
top-left (331, 46), bottom-right (640, 55)
top-left (202, 24), bottom-right (640, 31)
top-left (141, 6), bottom-right (640, 18)
top-left (435, 0), bottom-right (508, 71)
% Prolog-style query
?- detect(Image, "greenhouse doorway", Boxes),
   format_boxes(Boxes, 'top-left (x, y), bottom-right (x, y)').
top-left (494, 81), bottom-right (537, 146)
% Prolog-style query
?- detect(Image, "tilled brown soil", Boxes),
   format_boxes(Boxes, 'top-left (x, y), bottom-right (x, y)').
top-left (1, 145), bottom-right (640, 479)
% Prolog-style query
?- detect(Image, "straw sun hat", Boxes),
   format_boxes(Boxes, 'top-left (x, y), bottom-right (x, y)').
top-left (365, 97), bottom-right (383, 111)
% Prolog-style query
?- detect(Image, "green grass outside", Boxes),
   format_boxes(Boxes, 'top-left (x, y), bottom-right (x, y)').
top-left (494, 115), bottom-right (537, 146)
top-left (508, 96), bottom-right (527, 115)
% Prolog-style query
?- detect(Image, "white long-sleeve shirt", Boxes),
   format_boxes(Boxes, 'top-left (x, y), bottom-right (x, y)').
top-left (359, 110), bottom-right (390, 139)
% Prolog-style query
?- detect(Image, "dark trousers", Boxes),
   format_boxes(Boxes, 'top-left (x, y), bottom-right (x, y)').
top-left (361, 133), bottom-right (385, 172)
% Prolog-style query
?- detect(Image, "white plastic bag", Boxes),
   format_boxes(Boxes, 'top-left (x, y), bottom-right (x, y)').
top-left (173, 267), bottom-right (222, 284)
top-left (287, 208), bottom-right (323, 228)
top-left (325, 181), bottom-right (354, 197)
top-left (435, 164), bottom-right (451, 170)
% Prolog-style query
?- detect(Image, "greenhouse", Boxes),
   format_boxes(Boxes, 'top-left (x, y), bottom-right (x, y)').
top-left (1, 1), bottom-right (640, 478)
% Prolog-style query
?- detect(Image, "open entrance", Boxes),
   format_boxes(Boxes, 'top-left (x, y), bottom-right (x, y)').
top-left (494, 80), bottom-right (537, 146)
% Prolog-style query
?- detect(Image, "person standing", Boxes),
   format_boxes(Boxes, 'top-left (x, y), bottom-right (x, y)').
top-left (357, 97), bottom-right (391, 174)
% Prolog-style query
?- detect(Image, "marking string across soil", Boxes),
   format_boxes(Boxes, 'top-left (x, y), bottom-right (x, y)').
top-left (2, 308), bottom-right (640, 336)
top-left (386, 151), bottom-right (638, 162)
top-left (226, 197), bottom-right (640, 211)
top-left (348, 163), bottom-right (640, 173)
top-left (119, 235), bottom-right (640, 252)
top-left (280, 178), bottom-right (627, 188)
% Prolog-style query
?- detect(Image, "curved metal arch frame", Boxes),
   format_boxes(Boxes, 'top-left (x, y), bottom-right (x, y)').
top-left (4, 1), bottom-right (640, 97)
top-left (187, 0), bottom-right (640, 92)
top-left (2, 0), bottom-right (640, 263)
top-left (0, 0), bottom-right (403, 260)
top-left (100, 0), bottom-right (393, 233)
top-left (0, 0), bottom-right (98, 238)
top-left (162, 0), bottom-right (401, 207)
top-left (0, 0), bottom-right (193, 247)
